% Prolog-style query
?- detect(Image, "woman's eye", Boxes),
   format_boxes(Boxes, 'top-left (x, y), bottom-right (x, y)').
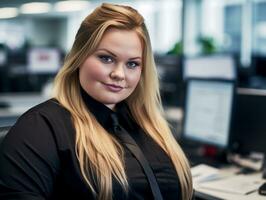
top-left (127, 61), bottom-right (140, 69)
top-left (98, 55), bottom-right (113, 64)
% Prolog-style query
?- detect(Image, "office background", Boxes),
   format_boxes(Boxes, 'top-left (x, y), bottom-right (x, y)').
top-left (1, 0), bottom-right (266, 93)
top-left (1, 0), bottom-right (266, 92)
top-left (1, 0), bottom-right (266, 147)
top-left (1, 0), bottom-right (266, 141)
top-left (1, 1), bottom-right (266, 199)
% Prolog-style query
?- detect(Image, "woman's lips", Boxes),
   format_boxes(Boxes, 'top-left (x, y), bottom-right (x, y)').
top-left (103, 83), bottom-right (124, 92)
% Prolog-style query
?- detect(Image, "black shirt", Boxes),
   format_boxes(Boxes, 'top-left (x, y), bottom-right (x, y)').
top-left (0, 91), bottom-right (181, 200)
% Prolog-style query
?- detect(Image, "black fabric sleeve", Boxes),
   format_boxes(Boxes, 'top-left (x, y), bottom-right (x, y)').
top-left (0, 111), bottom-right (60, 200)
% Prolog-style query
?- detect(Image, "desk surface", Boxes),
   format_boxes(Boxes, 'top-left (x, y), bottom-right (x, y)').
top-left (194, 166), bottom-right (265, 200)
top-left (0, 93), bottom-right (46, 126)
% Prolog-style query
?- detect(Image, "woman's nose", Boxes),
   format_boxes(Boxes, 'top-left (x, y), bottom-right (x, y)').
top-left (110, 63), bottom-right (125, 81)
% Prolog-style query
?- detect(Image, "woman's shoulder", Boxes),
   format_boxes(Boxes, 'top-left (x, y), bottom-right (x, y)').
top-left (23, 98), bottom-right (72, 127)
top-left (8, 98), bottom-right (75, 150)
top-left (26, 98), bottom-right (69, 116)
top-left (13, 99), bottom-right (73, 135)
top-left (18, 98), bottom-right (71, 124)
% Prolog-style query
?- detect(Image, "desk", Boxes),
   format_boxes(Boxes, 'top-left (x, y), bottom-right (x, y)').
top-left (194, 166), bottom-right (265, 200)
top-left (0, 93), bottom-right (46, 126)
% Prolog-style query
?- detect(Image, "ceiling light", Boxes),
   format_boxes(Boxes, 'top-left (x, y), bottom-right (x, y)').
top-left (54, 1), bottom-right (90, 12)
top-left (0, 7), bottom-right (18, 19)
top-left (21, 2), bottom-right (51, 14)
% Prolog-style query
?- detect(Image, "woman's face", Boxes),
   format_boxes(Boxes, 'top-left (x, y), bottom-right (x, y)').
top-left (79, 28), bottom-right (143, 110)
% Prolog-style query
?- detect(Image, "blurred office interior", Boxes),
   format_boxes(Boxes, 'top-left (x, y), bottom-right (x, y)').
top-left (1, 0), bottom-right (266, 130)
top-left (2, 2), bottom-right (266, 199)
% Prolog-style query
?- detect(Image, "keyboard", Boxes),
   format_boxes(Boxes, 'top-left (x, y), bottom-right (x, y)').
top-left (200, 174), bottom-right (264, 195)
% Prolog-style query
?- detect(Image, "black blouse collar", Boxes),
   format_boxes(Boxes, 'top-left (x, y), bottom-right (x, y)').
top-left (80, 87), bottom-right (135, 131)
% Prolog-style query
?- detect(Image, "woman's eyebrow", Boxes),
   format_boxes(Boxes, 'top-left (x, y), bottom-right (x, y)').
top-left (96, 48), bottom-right (117, 57)
top-left (97, 48), bottom-right (142, 60)
top-left (129, 57), bottom-right (142, 60)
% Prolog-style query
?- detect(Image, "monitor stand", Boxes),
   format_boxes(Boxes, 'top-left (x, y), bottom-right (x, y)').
top-left (180, 140), bottom-right (229, 168)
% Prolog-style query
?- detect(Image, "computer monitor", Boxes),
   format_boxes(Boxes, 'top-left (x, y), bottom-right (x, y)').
top-left (182, 79), bottom-right (234, 148)
top-left (230, 88), bottom-right (266, 154)
top-left (183, 55), bottom-right (236, 81)
top-left (0, 49), bottom-right (7, 66)
top-left (27, 47), bottom-right (61, 74)
top-left (155, 54), bottom-right (183, 106)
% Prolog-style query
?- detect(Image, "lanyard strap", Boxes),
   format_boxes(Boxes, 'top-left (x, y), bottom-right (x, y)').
top-left (110, 114), bottom-right (163, 200)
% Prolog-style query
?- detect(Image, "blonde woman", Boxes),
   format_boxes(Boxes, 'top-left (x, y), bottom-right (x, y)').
top-left (0, 3), bottom-right (192, 200)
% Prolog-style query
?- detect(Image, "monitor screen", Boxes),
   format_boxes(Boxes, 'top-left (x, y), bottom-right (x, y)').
top-left (231, 88), bottom-right (266, 154)
top-left (0, 50), bottom-right (7, 66)
top-left (183, 55), bottom-right (236, 80)
top-left (27, 47), bottom-right (61, 74)
top-left (183, 79), bottom-right (234, 147)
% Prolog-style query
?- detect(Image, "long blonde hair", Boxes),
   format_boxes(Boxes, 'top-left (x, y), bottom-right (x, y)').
top-left (53, 3), bottom-right (192, 200)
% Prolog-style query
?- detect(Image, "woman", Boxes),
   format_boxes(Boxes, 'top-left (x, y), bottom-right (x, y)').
top-left (0, 3), bottom-right (192, 200)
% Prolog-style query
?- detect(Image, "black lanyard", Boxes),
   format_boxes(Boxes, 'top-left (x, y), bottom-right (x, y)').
top-left (110, 114), bottom-right (163, 200)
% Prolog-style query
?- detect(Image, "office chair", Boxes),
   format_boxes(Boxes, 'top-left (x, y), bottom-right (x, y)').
top-left (0, 126), bottom-right (10, 145)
